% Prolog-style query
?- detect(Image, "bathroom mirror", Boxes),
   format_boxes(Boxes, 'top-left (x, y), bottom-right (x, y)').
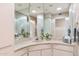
top-left (15, 3), bottom-right (30, 43)
top-left (15, 3), bottom-right (74, 44)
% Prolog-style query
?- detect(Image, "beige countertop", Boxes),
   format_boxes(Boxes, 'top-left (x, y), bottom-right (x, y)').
top-left (15, 39), bottom-right (77, 51)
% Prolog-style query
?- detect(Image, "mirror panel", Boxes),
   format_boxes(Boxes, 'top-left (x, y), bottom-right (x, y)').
top-left (15, 3), bottom-right (74, 44)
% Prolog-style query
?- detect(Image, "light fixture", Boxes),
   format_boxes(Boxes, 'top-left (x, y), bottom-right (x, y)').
top-left (37, 6), bottom-right (41, 9)
top-left (49, 4), bottom-right (53, 7)
top-left (32, 10), bottom-right (36, 13)
top-left (57, 7), bottom-right (62, 11)
top-left (18, 4), bottom-right (22, 6)
top-left (69, 8), bottom-right (75, 13)
top-left (65, 17), bottom-right (69, 20)
top-left (30, 20), bottom-right (34, 24)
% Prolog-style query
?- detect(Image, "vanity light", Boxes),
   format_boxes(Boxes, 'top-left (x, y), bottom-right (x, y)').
top-left (69, 9), bottom-right (72, 12)
top-left (69, 9), bottom-right (75, 13)
top-left (49, 4), bottom-right (53, 7)
top-left (30, 20), bottom-right (35, 24)
top-left (65, 17), bottom-right (69, 20)
top-left (57, 7), bottom-right (62, 11)
top-left (32, 10), bottom-right (36, 13)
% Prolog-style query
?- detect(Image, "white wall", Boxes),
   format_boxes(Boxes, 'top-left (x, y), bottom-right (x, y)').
top-left (74, 4), bottom-right (79, 26)
top-left (51, 19), bottom-right (55, 39)
top-left (55, 17), bottom-right (65, 40)
top-left (64, 17), bottom-right (70, 36)
top-left (37, 15), bottom-right (44, 39)
top-left (30, 19), bottom-right (35, 38)
top-left (15, 16), bottom-right (28, 34)
top-left (69, 4), bottom-right (76, 41)
top-left (44, 15), bottom-right (52, 34)
top-left (0, 3), bottom-right (14, 55)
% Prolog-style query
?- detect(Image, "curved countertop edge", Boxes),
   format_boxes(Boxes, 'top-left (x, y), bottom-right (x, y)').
top-left (15, 40), bottom-right (77, 51)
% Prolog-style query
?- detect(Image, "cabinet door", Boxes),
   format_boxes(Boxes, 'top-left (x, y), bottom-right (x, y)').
top-left (77, 47), bottom-right (79, 56)
top-left (53, 44), bottom-right (73, 51)
top-left (15, 48), bottom-right (27, 56)
top-left (53, 49), bottom-right (73, 56)
top-left (28, 44), bottom-right (51, 56)
top-left (42, 49), bottom-right (52, 56)
top-left (29, 51), bottom-right (41, 56)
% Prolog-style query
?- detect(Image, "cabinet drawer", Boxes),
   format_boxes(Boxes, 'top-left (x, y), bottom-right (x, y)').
top-left (0, 46), bottom-right (12, 53)
top-left (53, 49), bottom-right (73, 56)
top-left (77, 47), bottom-right (79, 56)
top-left (42, 49), bottom-right (52, 56)
top-left (29, 51), bottom-right (41, 56)
top-left (0, 46), bottom-right (13, 56)
top-left (28, 44), bottom-right (51, 51)
top-left (15, 48), bottom-right (27, 56)
top-left (53, 44), bottom-right (73, 52)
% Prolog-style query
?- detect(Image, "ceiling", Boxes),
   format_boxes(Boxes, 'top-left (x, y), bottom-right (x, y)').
top-left (15, 3), bottom-right (71, 16)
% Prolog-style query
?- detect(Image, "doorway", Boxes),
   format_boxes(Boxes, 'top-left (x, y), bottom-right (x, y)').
top-left (55, 18), bottom-right (65, 40)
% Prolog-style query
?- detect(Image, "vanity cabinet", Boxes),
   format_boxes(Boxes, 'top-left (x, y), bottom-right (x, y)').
top-left (15, 48), bottom-right (28, 56)
top-left (29, 51), bottom-right (40, 56)
top-left (77, 46), bottom-right (79, 56)
top-left (28, 44), bottom-right (52, 56)
top-left (42, 49), bottom-right (52, 56)
top-left (52, 44), bottom-right (76, 56)
top-left (15, 42), bottom-right (76, 56)
top-left (53, 49), bottom-right (73, 56)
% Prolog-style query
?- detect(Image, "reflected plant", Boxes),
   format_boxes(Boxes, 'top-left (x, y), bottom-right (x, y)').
top-left (45, 33), bottom-right (52, 40)
top-left (40, 31), bottom-right (52, 40)
top-left (40, 32), bottom-right (45, 40)
top-left (40, 29), bottom-right (44, 40)
top-left (25, 32), bottom-right (30, 37)
top-left (21, 29), bottom-right (30, 38)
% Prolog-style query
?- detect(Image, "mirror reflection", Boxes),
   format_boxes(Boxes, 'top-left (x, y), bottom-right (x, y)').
top-left (15, 3), bottom-right (74, 44)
